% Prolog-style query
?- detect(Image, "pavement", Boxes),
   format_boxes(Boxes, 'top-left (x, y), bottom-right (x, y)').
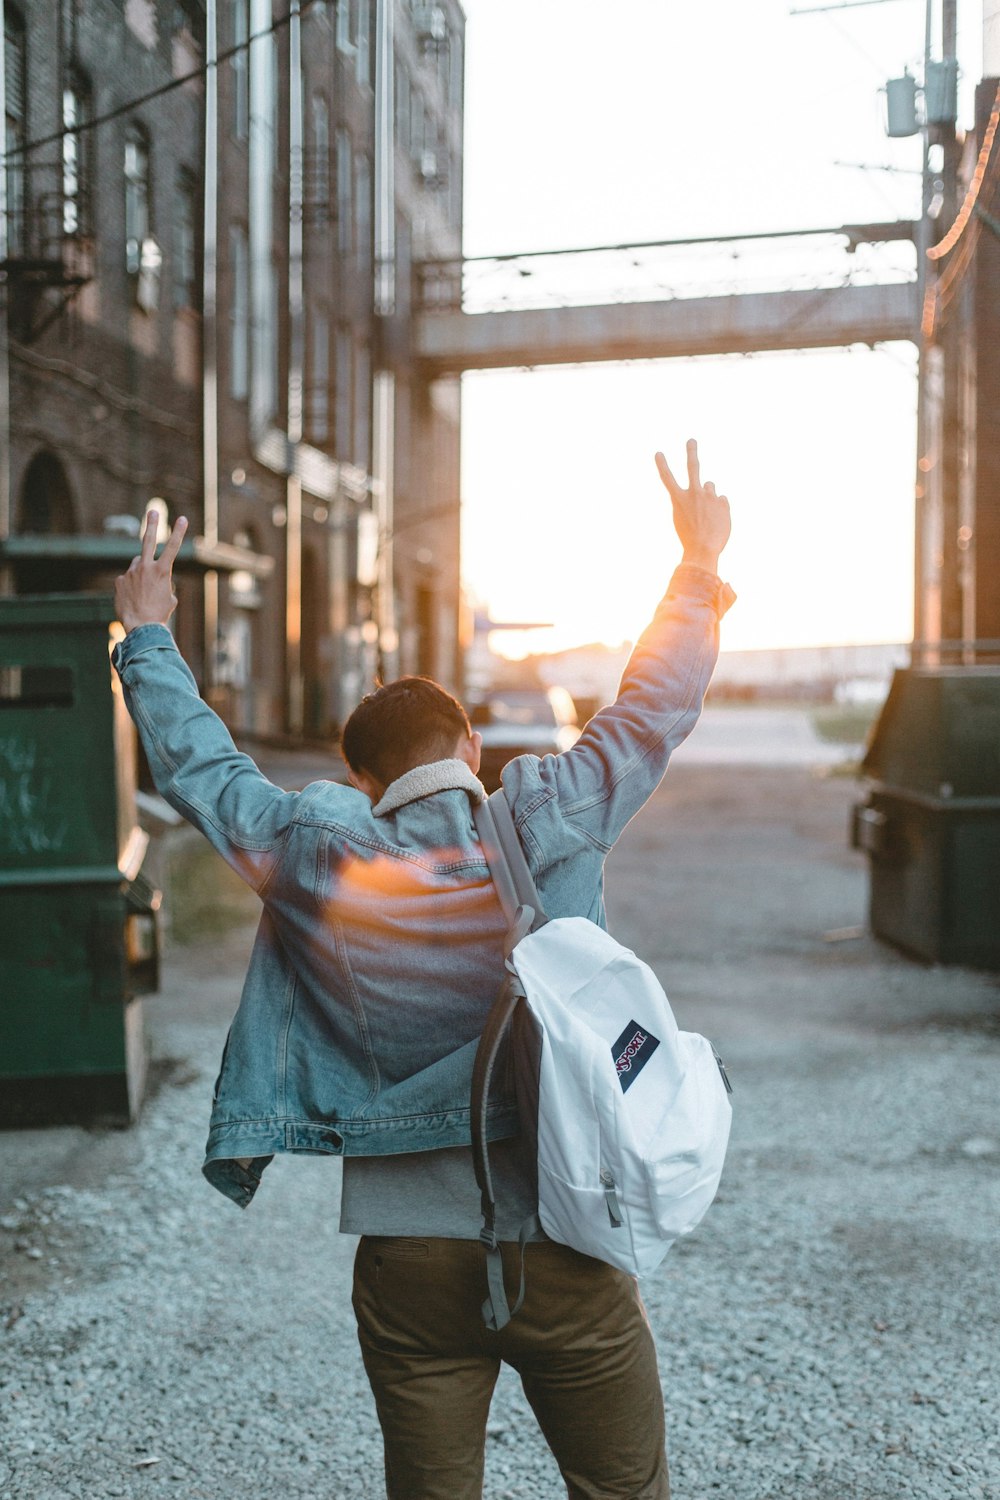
top-left (669, 704), bottom-right (865, 767)
top-left (1, 715), bottom-right (998, 1498)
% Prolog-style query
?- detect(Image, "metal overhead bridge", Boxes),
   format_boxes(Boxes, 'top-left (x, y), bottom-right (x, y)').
top-left (413, 221), bottom-right (920, 375)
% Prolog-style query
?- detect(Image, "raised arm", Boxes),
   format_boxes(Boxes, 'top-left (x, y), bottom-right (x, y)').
top-left (112, 513), bottom-right (302, 892)
top-left (502, 440), bottom-right (734, 858)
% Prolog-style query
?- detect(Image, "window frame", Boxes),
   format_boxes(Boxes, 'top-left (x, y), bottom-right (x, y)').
top-left (4, 7), bottom-right (27, 257)
top-left (306, 308), bottom-right (330, 444)
top-left (124, 121), bottom-right (152, 277)
top-left (335, 126), bottom-right (353, 257)
top-left (174, 167), bottom-right (198, 309)
top-left (229, 222), bottom-right (250, 400)
top-left (309, 92), bottom-right (330, 222)
top-left (62, 69), bottom-right (93, 238)
top-left (231, 0), bottom-right (250, 141)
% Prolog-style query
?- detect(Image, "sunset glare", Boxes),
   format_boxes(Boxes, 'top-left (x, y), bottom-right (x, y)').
top-left (456, 0), bottom-right (983, 658)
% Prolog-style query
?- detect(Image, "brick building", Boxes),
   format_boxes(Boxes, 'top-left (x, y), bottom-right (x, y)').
top-left (0, 0), bottom-right (466, 736)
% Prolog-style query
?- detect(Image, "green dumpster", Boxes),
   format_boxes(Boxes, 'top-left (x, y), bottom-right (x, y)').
top-left (0, 594), bottom-right (161, 1123)
top-left (852, 666), bottom-right (1000, 969)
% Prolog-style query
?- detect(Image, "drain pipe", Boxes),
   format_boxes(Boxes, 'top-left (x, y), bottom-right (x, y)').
top-left (373, 0), bottom-right (397, 680)
top-left (202, 0), bottom-right (220, 678)
top-left (285, 0), bottom-right (304, 733)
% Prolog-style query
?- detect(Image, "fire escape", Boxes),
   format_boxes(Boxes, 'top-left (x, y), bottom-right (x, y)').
top-left (2, 160), bottom-right (94, 344)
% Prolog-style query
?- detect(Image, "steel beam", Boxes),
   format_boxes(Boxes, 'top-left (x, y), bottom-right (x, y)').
top-left (415, 280), bottom-right (919, 375)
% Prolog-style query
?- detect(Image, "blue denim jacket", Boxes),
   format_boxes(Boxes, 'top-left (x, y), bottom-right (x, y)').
top-left (112, 564), bottom-right (733, 1206)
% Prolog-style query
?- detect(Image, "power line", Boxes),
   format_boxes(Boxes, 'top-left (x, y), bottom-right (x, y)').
top-left (7, 0), bottom-right (323, 161)
top-left (422, 222), bottom-right (917, 269)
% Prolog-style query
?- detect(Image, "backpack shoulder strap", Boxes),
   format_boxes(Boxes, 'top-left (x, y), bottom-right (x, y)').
top-left (469, 789), bottom-right (547, 1330)
top-left (473, 790), bottom-right (549, 932)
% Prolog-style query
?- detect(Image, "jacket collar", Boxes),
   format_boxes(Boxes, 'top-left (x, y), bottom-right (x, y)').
top-left (372, 758), bottom-right (487, 818)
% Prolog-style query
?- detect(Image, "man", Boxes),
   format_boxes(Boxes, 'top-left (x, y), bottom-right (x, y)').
top-left (113, 439), bottom-right (733, 1500)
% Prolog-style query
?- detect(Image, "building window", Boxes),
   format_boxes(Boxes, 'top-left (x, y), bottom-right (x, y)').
top-left (266, 255), bottom-right (280, 420)
top-left (229, 224), bottom-right (249, 399)
top-left (335, 327), bottom-right (352, 458)
top-left (232, 0), bottom-right (250, 139)
top-left (307, 312), bottom-right (330, 443)
top-left (395, 210), bottom-right (411, 318)
top-left (309, 93), bottom-right (330, 222)
top-left (449, 30), bottom-right (463, 111)
top-left (410, 90), bottom-right (424, 161)
top-left (336, 0), bottom-right (354, 52)
top-left (336, 127), bottom-right (352, 256)
top-left (4, 8), bottom-right (26, 257)
top-left (168, 1), bottom-right (204, 42)
top-left (356, 0), bottom-right (370, 87)
top-left (395, 61), bottom-right (410, 151)
top-left (355, 153), bottom-right (371, 275)
top-left (269, 30), bottom-right (280, 178)
top-left (62, 71), bottom-right (92, 237)
top-left (174, 170), bottom-right (198, 308)
top-left (124, 124), bottom-right (151, 274)
top-left (353, 342), bottom-right (370, 470)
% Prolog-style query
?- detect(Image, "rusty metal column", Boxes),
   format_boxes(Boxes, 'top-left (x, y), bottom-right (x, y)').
top-left (938, 0), bottom-right (964, 653)
top-left (285, 0), bottom-right (305, 733)
top-left (202, 0), bottom-right (220, 682)
top-left (913, 0), bottom-right (935, 650)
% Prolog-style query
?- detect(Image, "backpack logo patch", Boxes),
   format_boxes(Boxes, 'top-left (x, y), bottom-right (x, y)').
top-left (611, 1020), bottom-right (660, 1093)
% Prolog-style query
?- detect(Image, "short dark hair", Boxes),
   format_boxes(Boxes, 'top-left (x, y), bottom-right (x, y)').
top-left (341, 676), bottom-right (471, 788)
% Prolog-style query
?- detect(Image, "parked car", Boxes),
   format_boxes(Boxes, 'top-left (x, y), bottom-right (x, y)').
top-left (470, 687), bottom-right (581, 791)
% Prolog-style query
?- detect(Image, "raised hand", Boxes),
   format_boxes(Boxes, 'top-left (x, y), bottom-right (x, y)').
top-left (654, 440), bottom-right (731, 574)
top-left (114, 512), bottom-right (188, 633)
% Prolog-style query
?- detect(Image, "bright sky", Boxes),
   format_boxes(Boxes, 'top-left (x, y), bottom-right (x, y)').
top-left (456, 0), bottom-right (984, 655)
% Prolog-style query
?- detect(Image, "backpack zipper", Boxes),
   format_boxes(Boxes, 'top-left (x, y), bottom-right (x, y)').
top-left (599, 1168), bottom-right (624, 1228)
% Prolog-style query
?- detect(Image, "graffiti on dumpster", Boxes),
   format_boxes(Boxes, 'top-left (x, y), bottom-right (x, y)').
top-left (0, 737), bottom-right (70, 856)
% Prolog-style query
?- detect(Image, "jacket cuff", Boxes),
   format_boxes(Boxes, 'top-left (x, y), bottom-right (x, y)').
top-left (667, 562), bottom-right (737, 619)
top-left (111, 622), bottom-right (178, 677)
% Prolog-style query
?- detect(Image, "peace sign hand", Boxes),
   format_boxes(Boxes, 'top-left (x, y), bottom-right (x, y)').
top-left (114, 512), bottom-right (188, 633)
top-left (655, 439), bottom-right (731, 574)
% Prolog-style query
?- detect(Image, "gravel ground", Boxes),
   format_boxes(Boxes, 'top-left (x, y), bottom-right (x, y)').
top-left (1, 762), bottom-right (998, 1500)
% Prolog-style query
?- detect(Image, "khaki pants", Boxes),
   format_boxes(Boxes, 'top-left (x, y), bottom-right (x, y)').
top-left (352, 1235), bottom-right (670, 1500)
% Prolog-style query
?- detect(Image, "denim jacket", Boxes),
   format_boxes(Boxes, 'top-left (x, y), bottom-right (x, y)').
top-left (112, 564), bottom-right (733, 1206)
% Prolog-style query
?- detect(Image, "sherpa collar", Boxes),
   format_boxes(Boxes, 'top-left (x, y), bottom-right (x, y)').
top-left (371, 758), bottom-right (487, 818)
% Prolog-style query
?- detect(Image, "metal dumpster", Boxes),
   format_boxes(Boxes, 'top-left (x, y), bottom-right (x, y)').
top-left (852, 666), bottom-right (1000, 969)
top-left (0, 594), bottom-right (161, 1124)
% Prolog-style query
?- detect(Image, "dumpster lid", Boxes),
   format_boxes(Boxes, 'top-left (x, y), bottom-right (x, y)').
top-left (863, 665), bottom-right (1000, 797)
top-left (0, 533), bottom-right (274, 578)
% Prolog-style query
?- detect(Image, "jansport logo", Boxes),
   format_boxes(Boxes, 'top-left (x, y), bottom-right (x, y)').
top-left (616, 1030), bottom-right (648, 1075)
top-left (611, 1019), bottom-right (660, 1094)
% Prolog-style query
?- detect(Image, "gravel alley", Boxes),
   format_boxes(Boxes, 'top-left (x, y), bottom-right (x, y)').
top-left (1, 751), bottom-right (998, 1500)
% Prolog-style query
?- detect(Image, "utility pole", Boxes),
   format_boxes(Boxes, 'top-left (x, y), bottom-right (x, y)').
top-left (937, 0), bottom-right (964, 653)
top-left (203, 0), bottom-right (220, 684)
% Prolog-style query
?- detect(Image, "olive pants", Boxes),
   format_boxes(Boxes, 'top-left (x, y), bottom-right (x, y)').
top-left (352, 1235), bottom-right (670, 1500)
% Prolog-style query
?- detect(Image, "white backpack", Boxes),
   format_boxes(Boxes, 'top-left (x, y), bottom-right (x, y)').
top-left (471, 789), bottom-right (732, 1330)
